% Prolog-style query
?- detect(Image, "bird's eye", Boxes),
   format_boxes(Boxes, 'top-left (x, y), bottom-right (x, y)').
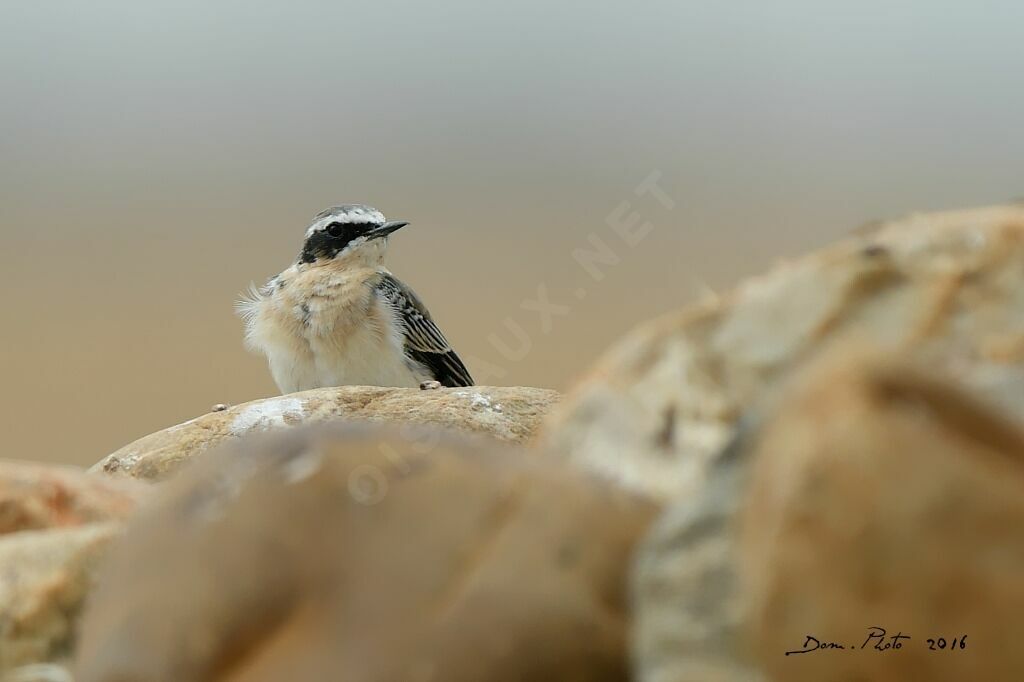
top-left (326, 222), bottom-right (345, 238)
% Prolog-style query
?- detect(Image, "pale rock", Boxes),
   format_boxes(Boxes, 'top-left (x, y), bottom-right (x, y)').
top-left (543, 204), bottom-right (1024, 500)
top-left (93, 386), bottom-right (560, 482)
top-left (0, 524), bottom-right (122, 673)
top-left (741, 353), bottom-right (1024, 682)
top-left (75, 424), bottom-right (658, 682)
top-left (0, 461), bottom-right (147, 536)
top-left (634, 350), bottom-right (1024, 682)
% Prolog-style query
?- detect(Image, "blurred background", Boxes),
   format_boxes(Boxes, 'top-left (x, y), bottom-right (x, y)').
top-left (2, 1), bottom-right (1022, 466)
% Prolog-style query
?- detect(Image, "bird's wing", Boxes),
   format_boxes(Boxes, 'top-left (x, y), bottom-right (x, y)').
top-left (375, 273), bottom-right (475, 387)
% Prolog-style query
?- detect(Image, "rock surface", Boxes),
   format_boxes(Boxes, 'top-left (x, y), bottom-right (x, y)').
top-left (633, 350), bottom-right (1024, 682)
top-left (0, 464), bottom-right (144, 673)
top-left (3, 663), bottom-right (75, 681)
top-left (0, 461), bottom-right (147, 536)
top-left (0, 524), bottom-right (122, 672)
top-left (542, 204), bottom-right (1024, 500)
top-left (76, 424), bottom-right (658, 682)
top-left (632, 437), bottom-right (756, 682)
top-left (93, 385), bottom-right (560, 482)
top-left (742, 352), bottom-right (1024, 682)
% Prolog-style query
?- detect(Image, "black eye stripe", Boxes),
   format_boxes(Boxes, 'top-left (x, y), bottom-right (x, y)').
top-left (299, 222), bottom-right (379, 263)
top-left (327, 221), bottom-right (377, 237)
top-left (326, 222), bottom-right (348, 238)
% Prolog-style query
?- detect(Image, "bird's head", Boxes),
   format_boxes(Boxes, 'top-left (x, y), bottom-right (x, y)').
top-left (299, 204), bottom-right (408, 265)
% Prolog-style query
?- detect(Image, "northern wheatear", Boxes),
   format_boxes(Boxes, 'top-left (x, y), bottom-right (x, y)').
top-left (238, 204), bottom-right (474, 394)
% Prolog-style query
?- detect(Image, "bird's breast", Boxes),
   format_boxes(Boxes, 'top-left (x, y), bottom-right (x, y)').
top-left (248, 266), bottom-right (424, 392)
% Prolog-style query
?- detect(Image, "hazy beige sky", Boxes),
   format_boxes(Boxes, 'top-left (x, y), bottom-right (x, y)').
top-left (2, 1), bottom-right (1022, 466)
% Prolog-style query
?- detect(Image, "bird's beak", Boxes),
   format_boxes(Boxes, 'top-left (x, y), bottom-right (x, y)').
top-left (367, 221), bottom-right (409, 240)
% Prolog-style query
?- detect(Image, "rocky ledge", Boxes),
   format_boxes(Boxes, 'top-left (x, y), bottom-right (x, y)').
top-left (94, 385), bottom-right (559, 482)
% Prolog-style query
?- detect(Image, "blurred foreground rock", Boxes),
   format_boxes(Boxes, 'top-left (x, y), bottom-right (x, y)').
top-left (543, 204), bottom-right (1024, 500)
top-left (94, 385), bottom-right (559, 482)
top-left (0, 464), bottom-right (144, 673)
top-left (3, 663), bottom-right (75, 682)
top-left (76, 424), bottom-right (658, 682)
top-left (0, 524), bottom-right (122, 673)
top-left (634, 350), bottom-right (1024, 682)
top-left (0, 461), bottom-right (146, 536)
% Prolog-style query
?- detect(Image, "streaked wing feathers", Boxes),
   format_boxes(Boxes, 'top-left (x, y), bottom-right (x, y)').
top-left (375, 273), bottom-right (474, 387)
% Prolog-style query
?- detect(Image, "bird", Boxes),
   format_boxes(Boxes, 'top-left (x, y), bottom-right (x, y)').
top-left (237, 204), bottom-right (474, 394)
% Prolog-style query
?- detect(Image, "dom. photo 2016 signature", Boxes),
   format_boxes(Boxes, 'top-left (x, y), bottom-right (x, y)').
top-left (784, 627), bottom-right (967, 656)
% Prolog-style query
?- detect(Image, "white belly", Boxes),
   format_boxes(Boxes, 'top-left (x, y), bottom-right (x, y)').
top-left (262, 298), bottom-right (428, 394)
top-left (313, 322), bottom-right (424, 389)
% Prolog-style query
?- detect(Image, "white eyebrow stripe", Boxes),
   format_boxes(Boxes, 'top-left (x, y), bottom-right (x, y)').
top-left (305, 207), bottom-right (386, 237)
